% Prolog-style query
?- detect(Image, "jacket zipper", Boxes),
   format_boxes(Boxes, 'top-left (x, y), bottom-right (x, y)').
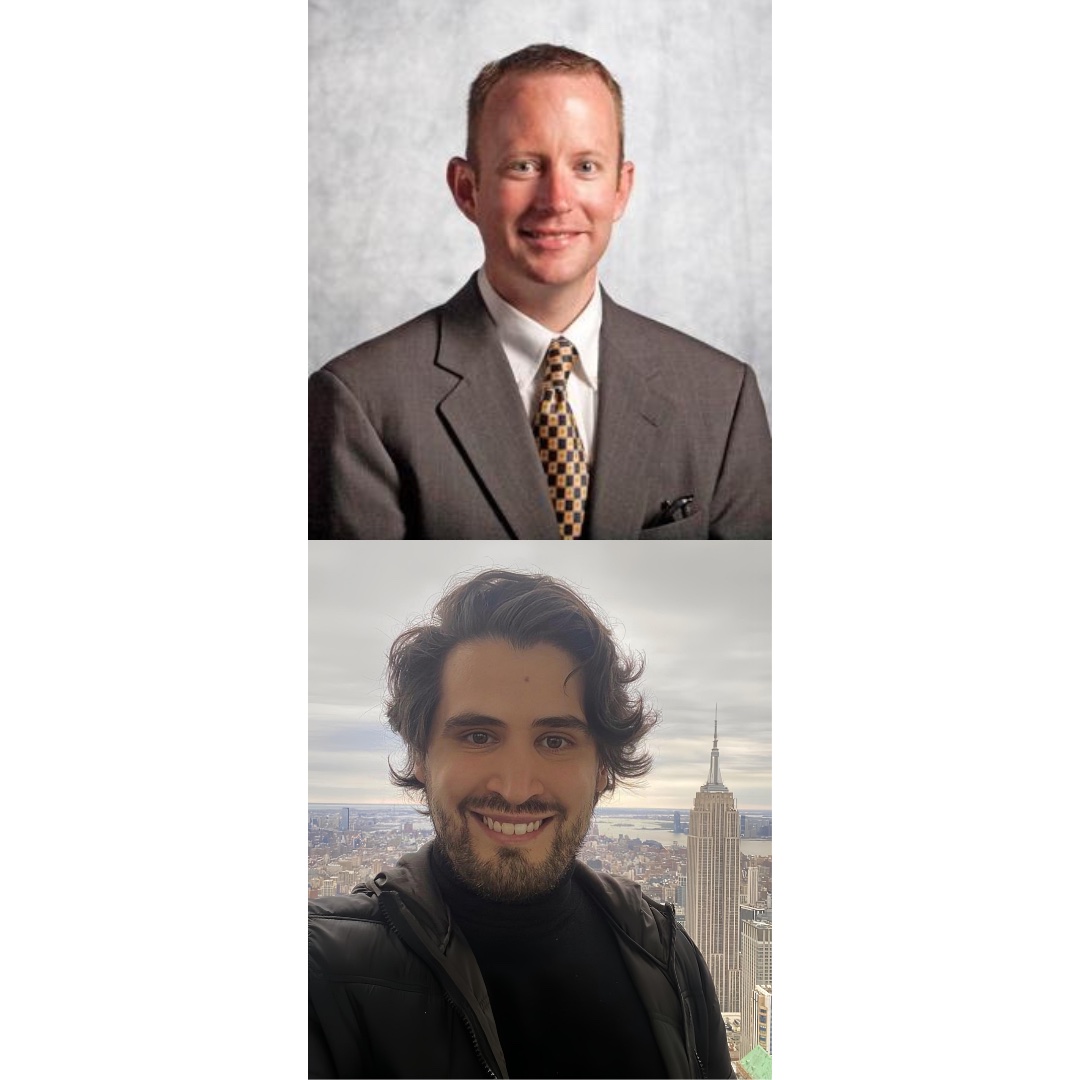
top-left (442, 991), bottom-right (499, 1080)
top-left (599, 898), bottom-right (708, 1079)
top-left (378, 892), bottom-right (502, 1079)
top-left (665, 903), bottom-right (709, 1079)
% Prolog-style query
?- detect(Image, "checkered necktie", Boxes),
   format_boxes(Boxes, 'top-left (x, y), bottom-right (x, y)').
top-left (533, 336), bottom-right (589, 539)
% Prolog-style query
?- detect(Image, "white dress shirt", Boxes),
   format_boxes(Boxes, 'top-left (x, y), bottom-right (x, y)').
top-left (476, 268), bottom-right (601, 462)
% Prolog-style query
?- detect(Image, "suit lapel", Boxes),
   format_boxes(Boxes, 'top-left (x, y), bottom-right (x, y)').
top-left (588, 294), bottom-right (674, 539)
top-left (435, 279), bottom-right (559, 540)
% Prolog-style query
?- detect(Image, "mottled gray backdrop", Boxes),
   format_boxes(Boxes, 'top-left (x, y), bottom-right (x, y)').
top-left (309, 0), bottom-right (771, 417)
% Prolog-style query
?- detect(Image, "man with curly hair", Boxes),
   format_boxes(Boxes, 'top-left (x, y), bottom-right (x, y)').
top-left (309, 570), bottom-right (735, 1078)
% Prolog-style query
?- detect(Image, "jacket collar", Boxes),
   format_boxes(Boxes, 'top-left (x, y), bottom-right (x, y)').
top-left (586, 290), bottom-right (675, 538)
top-left (370, 842), bottom-right (451, 940)
top-left (375, 842), bottom-right (688, 1078)
top-left (377, 841), bottom-right (670, 968)
top-left (374, 844), bottom-right (509, 1076)
top-left (572, 852), bottom-right (671, 963)
top-left (433, 278), bottom-right (675, 539)
top-left (434, 277), bottom-right (560, 540)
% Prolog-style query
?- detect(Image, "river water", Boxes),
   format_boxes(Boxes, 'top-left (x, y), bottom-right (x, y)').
top-left (593, 817), bottom-right (771, 857)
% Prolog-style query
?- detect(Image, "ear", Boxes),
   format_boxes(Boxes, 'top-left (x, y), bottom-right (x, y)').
top-left (413, 757), bottom-right (426, 785)
top-left (595, 765), bottom-right (609, 796)
top-left (612, 160), bottom-right (635, 222)
top-left (447, 156), bottom-right (480, 224)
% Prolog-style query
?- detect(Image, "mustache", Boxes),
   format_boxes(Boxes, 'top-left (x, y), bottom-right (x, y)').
top-left (461, 795), bottom-right (564, 817)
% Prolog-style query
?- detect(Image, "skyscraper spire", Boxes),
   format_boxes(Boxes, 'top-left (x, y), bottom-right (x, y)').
top-left (703, 705), bottom-right (729, 792)
top-left (687, 704), bottom-right (740, 1011)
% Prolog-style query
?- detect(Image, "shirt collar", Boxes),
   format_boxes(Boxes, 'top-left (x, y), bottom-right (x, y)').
top-left (477, 268), bottom-right (602, 390)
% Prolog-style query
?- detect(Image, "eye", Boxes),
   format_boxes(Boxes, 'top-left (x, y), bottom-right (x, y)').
top-left (540, 734), bottom-right (571, 751)
top-left (577, 160), bottom-right (598, 174)
top-left (463, 731), bottom-right (493, 746)
top-left (507, 160), bottom-right (537, 174)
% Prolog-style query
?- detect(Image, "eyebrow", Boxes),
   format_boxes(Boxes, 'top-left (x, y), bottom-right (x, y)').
top-left (442, 712), bottom-right (590, 734)
top-left (501, 147), bottom-right (611, 160)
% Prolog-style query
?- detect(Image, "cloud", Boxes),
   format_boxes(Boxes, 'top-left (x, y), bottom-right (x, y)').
top-left (309, 541), bottom-right (771, 810)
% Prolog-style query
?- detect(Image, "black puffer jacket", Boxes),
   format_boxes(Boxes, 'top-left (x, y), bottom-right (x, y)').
top-left (309, 843), bottom-right (734, 1078)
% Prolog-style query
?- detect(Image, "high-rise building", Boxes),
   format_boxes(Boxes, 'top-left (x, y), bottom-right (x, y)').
top-left (739, 902), bottom-right (770, 929)
top-left (746, 864), bottom-right (759, 905)
top-left (754, 985), bottom-right (773, 1055)
top-left (686, 714), bottom-right (741, 1011)
top-left (738, 921), bottom-right (772, 1057)
top-left (341, 807), bottom-right (350, 833)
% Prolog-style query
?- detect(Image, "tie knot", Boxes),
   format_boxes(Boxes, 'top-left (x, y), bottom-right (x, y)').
top-left (542, 336), bottom-right (577, 388)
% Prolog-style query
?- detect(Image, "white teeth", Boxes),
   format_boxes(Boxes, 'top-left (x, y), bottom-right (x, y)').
top-left (482, 815), bottom-right (542, 835)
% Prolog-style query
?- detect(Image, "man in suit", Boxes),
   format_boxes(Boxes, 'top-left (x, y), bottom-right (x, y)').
top-left (309, 43), bottom-right (771, 539)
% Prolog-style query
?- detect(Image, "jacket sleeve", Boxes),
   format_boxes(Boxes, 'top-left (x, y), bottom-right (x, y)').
top-left (680, 930), bottom-right (737, 1079)
top-left (308, 366), bottom-right (407, 539)
top-left (309, 998), bottom-right (338, 1079)
top-left (708, 362), bottom-right (771, 540)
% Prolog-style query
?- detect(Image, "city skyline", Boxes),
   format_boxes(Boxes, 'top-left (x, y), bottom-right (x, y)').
top-left (310, 541), bottom-right (771, 810)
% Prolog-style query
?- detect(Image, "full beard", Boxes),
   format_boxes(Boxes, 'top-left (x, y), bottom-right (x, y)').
top-left (429, 795), bottom-right (592, 902)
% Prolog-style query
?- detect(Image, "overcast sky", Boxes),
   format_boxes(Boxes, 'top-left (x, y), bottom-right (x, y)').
top-left (310, 542), bottom-right (771, 810)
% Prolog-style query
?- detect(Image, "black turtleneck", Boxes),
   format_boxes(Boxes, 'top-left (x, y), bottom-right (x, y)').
top-left (431, 845), bottom-right (669, 1079)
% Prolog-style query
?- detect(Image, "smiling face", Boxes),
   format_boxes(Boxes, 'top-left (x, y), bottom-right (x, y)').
top-left (447, 72), bottom-right (634, 330)
top-left (415, 637), bottom-right (606, 901)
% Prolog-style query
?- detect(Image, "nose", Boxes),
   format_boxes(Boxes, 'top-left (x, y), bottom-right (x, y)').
top-left (485, 748), bottom-right (544, 807)
top-left (536, 165), bottom-right (572, 215)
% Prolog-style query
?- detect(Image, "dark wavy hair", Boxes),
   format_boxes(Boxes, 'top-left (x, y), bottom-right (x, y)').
top-left (385, 569), bottom-right (657, 799)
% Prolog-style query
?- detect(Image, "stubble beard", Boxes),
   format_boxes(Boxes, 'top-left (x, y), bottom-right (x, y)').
top-left (429, 794), bottom-right (593, 902)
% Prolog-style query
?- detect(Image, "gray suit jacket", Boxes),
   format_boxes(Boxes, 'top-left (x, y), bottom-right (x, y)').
top-left (309, 277), bottom-right (771, 539)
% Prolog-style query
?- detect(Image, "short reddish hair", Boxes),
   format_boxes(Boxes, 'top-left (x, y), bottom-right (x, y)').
top-left (465, 43), bottom-right (625, 170)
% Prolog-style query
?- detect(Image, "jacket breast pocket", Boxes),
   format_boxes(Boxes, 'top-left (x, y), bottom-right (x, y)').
top-left (638, 510), bottom-right (708, 539)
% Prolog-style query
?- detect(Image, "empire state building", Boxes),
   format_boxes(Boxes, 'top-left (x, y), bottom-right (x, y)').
top-left (686, 715), bottom-right (741, 1011)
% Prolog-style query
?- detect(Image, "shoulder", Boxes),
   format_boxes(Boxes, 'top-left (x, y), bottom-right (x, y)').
top-left (574, 862), bottom-right (658, 937)
top-left (310, 848), bottom-right (443, 978)
top-left (309, 890), bottom-right (379, 920)
top-left (314, 307), bottom-right (443, 392)
top-left (602, 293), bottom-right (749, 372)
top-left (309, 891), bottom-right (388, 975)
top-left (309, 890), bottom-right (382, 935)
top-left (574, 860), bottom-right (644, 909)
top-left (309, 847), bottom-right (441, 939)
top-left (312, 277), bottom-right (483, 391)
